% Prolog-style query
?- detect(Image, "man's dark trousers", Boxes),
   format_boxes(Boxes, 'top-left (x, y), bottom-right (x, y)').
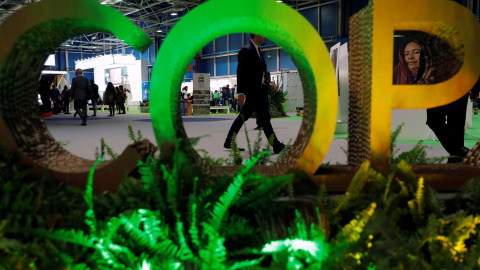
top-left (426, 93), bottom-right (469, 158)
top-left (74, 99), bottom-right (88, 121)
top-left (226, 85), bottom-right (277, 144)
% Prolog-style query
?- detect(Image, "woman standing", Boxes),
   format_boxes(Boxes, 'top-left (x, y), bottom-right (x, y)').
top-left (393, 40), bottom-right (469, 163)
top-left (105, 82), bottom-right (116, 117)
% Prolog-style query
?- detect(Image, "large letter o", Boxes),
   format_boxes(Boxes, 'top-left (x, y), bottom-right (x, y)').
top-left (150, 0), bottom-right (337, 177)
top-left (0, 0), bottom-right (152, 190)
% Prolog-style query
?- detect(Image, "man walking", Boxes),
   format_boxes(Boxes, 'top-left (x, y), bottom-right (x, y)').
top-left (224, 34), bottom-right (285, 153)
top-left (90, 79), bottom-right (99, 116)
top-left (70, 69), bottom-right (90, 126)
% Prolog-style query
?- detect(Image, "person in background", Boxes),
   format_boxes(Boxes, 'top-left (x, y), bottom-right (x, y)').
top-left (50, 84), bottom-right (61, 115)
top-left (70, 68), bottom-right (89, 126)
top-left (60, 85), bottom-right (71, 114)
top-left (180, 86), bottom-right (188, 116)
top-left (90, 79), bottom-right (99, 116)
top-left (187, 93), bottom-right (194, 103)
top-left (39, 76), bottom-right (52, 114)
top-left (105, 82), bottom-right (116, 117)
top-left (221, 85), bottom-right (231, 107)
top-left (213, 90), bottom-right (220, 106)
top-left (115, 86), bottom-right (121, 114)
top-left (230, 85), bottom-right (237, 113)
top-left (118, 85), bottom-right (126, 114)
top-left (224, 33), bottom-right (286, 153)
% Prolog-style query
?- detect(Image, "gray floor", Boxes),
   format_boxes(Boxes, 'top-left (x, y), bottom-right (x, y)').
top-left (45, 111), bottom-right (450, 164)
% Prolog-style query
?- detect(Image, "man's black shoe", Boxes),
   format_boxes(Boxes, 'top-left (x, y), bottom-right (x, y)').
top-left (273, 142), bottom-right (286, 154)
top-left (224, 141), bottom-right (245, 151)
top-left (461, 146), bottom-right (470, 157)
top-left (254, 126), bottom-right (263, 130)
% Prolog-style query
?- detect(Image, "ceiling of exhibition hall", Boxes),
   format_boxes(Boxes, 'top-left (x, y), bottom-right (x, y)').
top-left (0, 0), bottom-right (325, 53)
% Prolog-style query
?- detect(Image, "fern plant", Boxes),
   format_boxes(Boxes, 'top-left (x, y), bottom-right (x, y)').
top-left (95, 138), bottom-right (119, 160)
top-left (39, 142), bottom-right (292, 269)
top-left (128, 125), bottom-right (143, 144)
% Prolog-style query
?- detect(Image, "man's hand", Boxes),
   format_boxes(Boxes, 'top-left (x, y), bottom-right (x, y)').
top-left (269, 82), bottom-right (276, 91)
top-left (237, 93), bottom-right (245, 105)
top-left (470, 91), bottom-right (479, 102)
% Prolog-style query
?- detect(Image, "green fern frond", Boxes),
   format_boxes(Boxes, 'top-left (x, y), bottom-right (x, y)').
top-left (138, 159), bottom-right (169, 216)
top-left (174, 219), bottom-right (195, 261)
top-left (71, 263), bottom-right (90, 270)
top-left (227, 257), bottom-right (264, 270)
top-left (252, 130), bottom-right (263, 157)
top-left (390, 123), bottom-right (404, 160)
top-left (229, 133), bottom-right (243, 166)
top-left (161, 163), bottom-right (179, 214)
top-left (128, 125), bottom-right (136, 143)
top-left (189, 177), bottom-right (201, 248)
top-left (235, 174), bottom-right (292, 209)
top-left (275, 139), bottom-right (292, 162)
top-left (209, 151), bottom-right (269, 231)
top-left (335, 160), bottom-right (371, 213)
top-left (396, 160), bottom-right (417, 184)
top-left (209, 175), bottom-right (245, 232)
top-left (199, 222), bottom-right (227, 270)
top-left (340, 202), bottom-right (377, 243)
top-left (38, 228), bottom-right (95, 248)
top-left (84, 158), bottom-right (103, 236)
top-left (100, 138), bottom-right (119, 159)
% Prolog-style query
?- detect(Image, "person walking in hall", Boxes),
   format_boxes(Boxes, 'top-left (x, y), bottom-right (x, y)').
top-left (224, 33), bottom-right (286, 153)
top-left (105, 82), bottom-right (116, 117)
top-left (118, 85), bottom-right (127, 114)
top-left (60, 85), bottom-right (71, 114)
top-left (70, 69), bottom-right (90, 126)
top-left (50, 84), bottom-right (61, 115)
top-left (90, 79), bottom-right (99, 116)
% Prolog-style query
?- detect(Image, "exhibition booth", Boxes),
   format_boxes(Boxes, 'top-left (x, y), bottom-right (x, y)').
top-left (75, 54), bottom-right (148, 106)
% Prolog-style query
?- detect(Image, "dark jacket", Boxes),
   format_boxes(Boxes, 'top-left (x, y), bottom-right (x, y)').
top-left (236, 41), bottom-right (268, 97)
top-left (71, 76), bottom-right (90, 100)
top-left (91, 83), bottom-right (99, 99)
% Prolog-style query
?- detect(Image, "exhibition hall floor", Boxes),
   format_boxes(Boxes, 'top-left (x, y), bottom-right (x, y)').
top-left (45, 110), bottom-right (473, 165)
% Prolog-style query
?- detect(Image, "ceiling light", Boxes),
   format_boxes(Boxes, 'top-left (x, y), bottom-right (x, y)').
top-left (170, 12), bottom-right (178, 16)
top-left (276, 0), bottom-right (283, 2)
top-left (157, 30), bottom-right (163, 32)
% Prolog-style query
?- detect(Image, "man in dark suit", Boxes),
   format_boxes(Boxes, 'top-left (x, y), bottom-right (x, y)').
top-left (90, 79), bottom-right (99, 116)
top-left (70, 69), bottom-right (90, 126)
top-left (224, 34), bottom-right (285, 154)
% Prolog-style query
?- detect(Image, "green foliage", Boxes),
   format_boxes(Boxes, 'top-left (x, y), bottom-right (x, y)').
top-left (229, 133), bottom-right (244, 166)
top-left (95, 138), bottom-right (119, 160)
top-left (390, 123), bottom-right (448, 164)
top-left (57, 140), bottom-right (70, 146)
top-left (336, 124), bottom-right (448, 164)
top-left (36, 144), bottom-right (292, 269)
top-left (268, 70), bottom-right (287, 116)
top-left (4, 126), bottom-right (480, 269)
top-left (128, 125), bottom-right (143, 144)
